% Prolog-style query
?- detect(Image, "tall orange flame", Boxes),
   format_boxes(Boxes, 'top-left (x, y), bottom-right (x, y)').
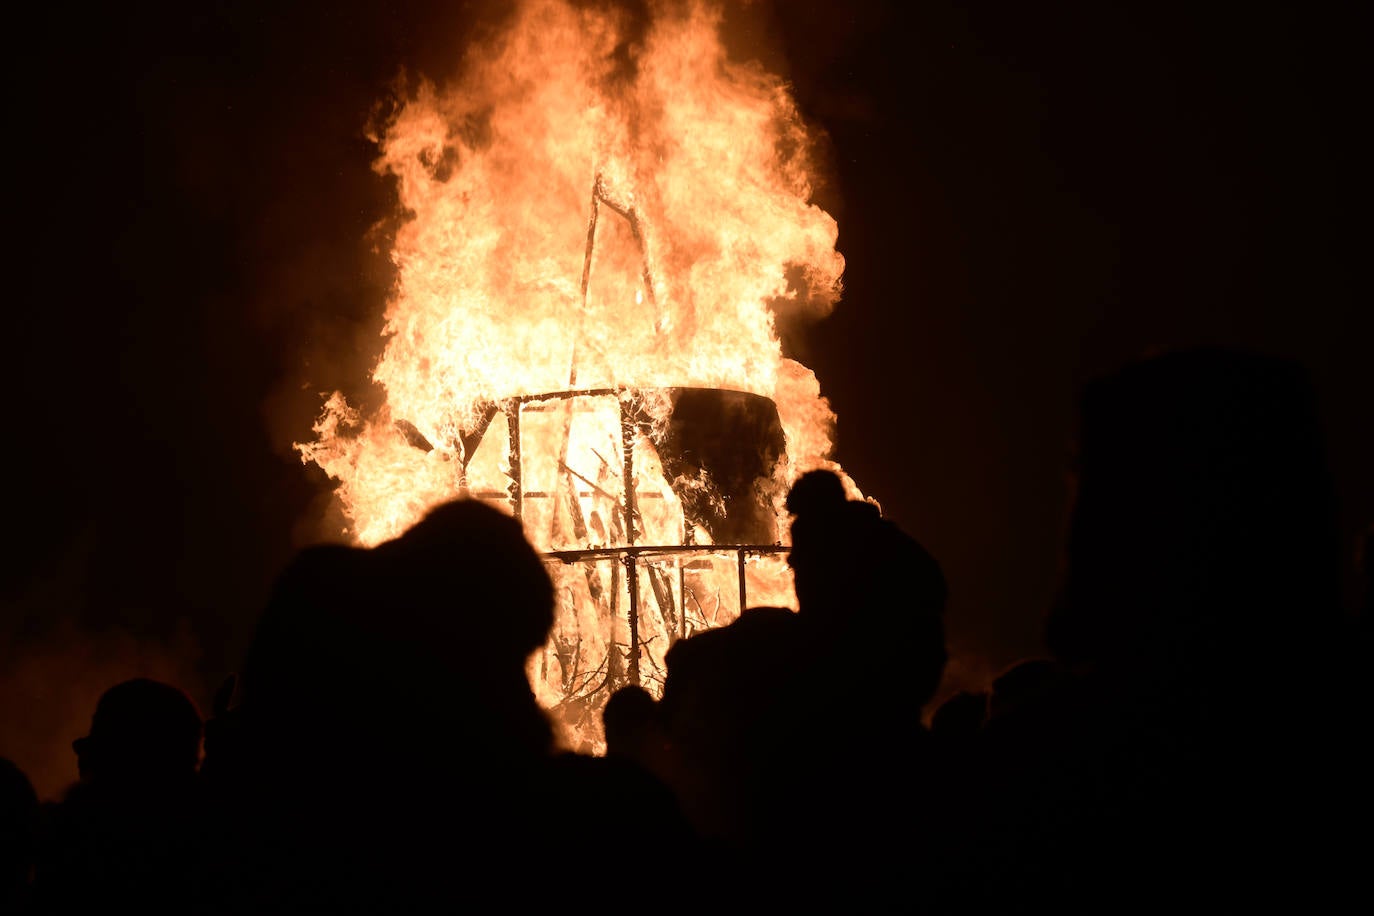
top-left (297, 0), bottom-right (863, 749)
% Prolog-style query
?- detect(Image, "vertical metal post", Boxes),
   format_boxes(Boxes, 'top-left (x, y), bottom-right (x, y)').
top-left (621, 396), bottom-right (640, 684)
top-left (678, 559), bottom-right (686, 642)
top-left (506, 401), bottom-right (522, 521)
top-left (624, 555), bottom-right (640, 684)
top-left (737, 548), bottom-right (747, 616)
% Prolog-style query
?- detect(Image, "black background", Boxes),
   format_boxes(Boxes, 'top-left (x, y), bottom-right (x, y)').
top-left (3, 1), bottom-right (1368, 795)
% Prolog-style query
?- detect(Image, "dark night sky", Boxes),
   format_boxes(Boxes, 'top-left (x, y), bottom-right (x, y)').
top-left (3, 1), bottom-right (1368, 793)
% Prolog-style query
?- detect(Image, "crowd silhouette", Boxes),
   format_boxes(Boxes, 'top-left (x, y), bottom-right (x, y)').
top-left (2, 346), bottom-right (1369, 913)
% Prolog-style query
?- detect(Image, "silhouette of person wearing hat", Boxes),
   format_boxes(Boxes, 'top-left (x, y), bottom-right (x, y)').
top-left (33, 678), bottom-right (208, 914)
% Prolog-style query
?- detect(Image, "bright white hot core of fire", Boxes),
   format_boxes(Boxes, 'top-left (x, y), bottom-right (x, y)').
top-left (296, 0), bottom-right (866, 751)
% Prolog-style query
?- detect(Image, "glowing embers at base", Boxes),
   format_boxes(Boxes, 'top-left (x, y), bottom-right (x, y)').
top-left (441, 385), bottom-right (794, 750)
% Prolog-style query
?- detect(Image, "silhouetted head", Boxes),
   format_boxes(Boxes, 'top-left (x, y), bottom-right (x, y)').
top-left (786, 470), bottom-right (948, 705)
top-left (603, 684), bottom-right (673, 780)
top-left (658, 606), bottom-right (804, 843)
top-left (785, 468), bottom-right (849, 518)
top-left (986, 658), bottom-right (1067, 724)
top-left (1047, 347), bottom-right (1341, 688)
top-left (787, 471), bottom-right (947, 615)
top-left (240, 499), bottom-right (557, 776)
top-left (371, 498), bottom-right (555, 664)
top-left (72, 679), bottom-right (202, 785)
top-left (603, 685), bottom-right (659, 755)
top-left (930, 690), bottom-right (988, 739)
top-left (238, 543), bottom-right (374, 724)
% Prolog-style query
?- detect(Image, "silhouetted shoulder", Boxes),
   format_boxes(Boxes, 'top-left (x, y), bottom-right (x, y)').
top-left (1, 757), bottom-right (38, 913)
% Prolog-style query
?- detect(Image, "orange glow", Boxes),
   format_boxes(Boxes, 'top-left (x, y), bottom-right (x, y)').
top-left (296, 0), bottom-right (864, 750)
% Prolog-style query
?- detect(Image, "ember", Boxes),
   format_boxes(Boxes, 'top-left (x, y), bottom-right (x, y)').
top-left (296, 0), bottom-right (861, 749)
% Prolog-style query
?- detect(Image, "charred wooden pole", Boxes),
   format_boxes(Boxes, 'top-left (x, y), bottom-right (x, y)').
top-left (549, 399), bottom-right (576, 548)
top-left (680, 524), bottom-right (693, 642)
top-left (591, 174), bottom-right (658, 313)
top-left (505, 402), bottom-right (522, 520)
top-left (737, 548), bottom-right (748, 616)
top-left (569, 173), bottom-right (662, 388)
top-left (568, 182), bottom-right (601, 388)
top-left (452, 403), bottom-right (498, 496)
top-left (678, 560), bottom-right (687, 642)
top-left (620, 396), bottom-right (641, 685)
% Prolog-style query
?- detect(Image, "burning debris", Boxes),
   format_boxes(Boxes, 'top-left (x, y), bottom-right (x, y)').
top-left (433, 383), bottom-right (794, 746)
top-left (296, 0), bottom-right (861, 750)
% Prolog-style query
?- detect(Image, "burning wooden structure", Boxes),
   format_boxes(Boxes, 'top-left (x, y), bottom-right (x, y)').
top-left (296, 0), bottom-right (854, 751)
top-left (411, 384), bottom-right (792, 746)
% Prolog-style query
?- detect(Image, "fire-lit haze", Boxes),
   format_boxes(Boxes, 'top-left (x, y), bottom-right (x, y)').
top-left (297, 0), bottom-right (859, 749)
